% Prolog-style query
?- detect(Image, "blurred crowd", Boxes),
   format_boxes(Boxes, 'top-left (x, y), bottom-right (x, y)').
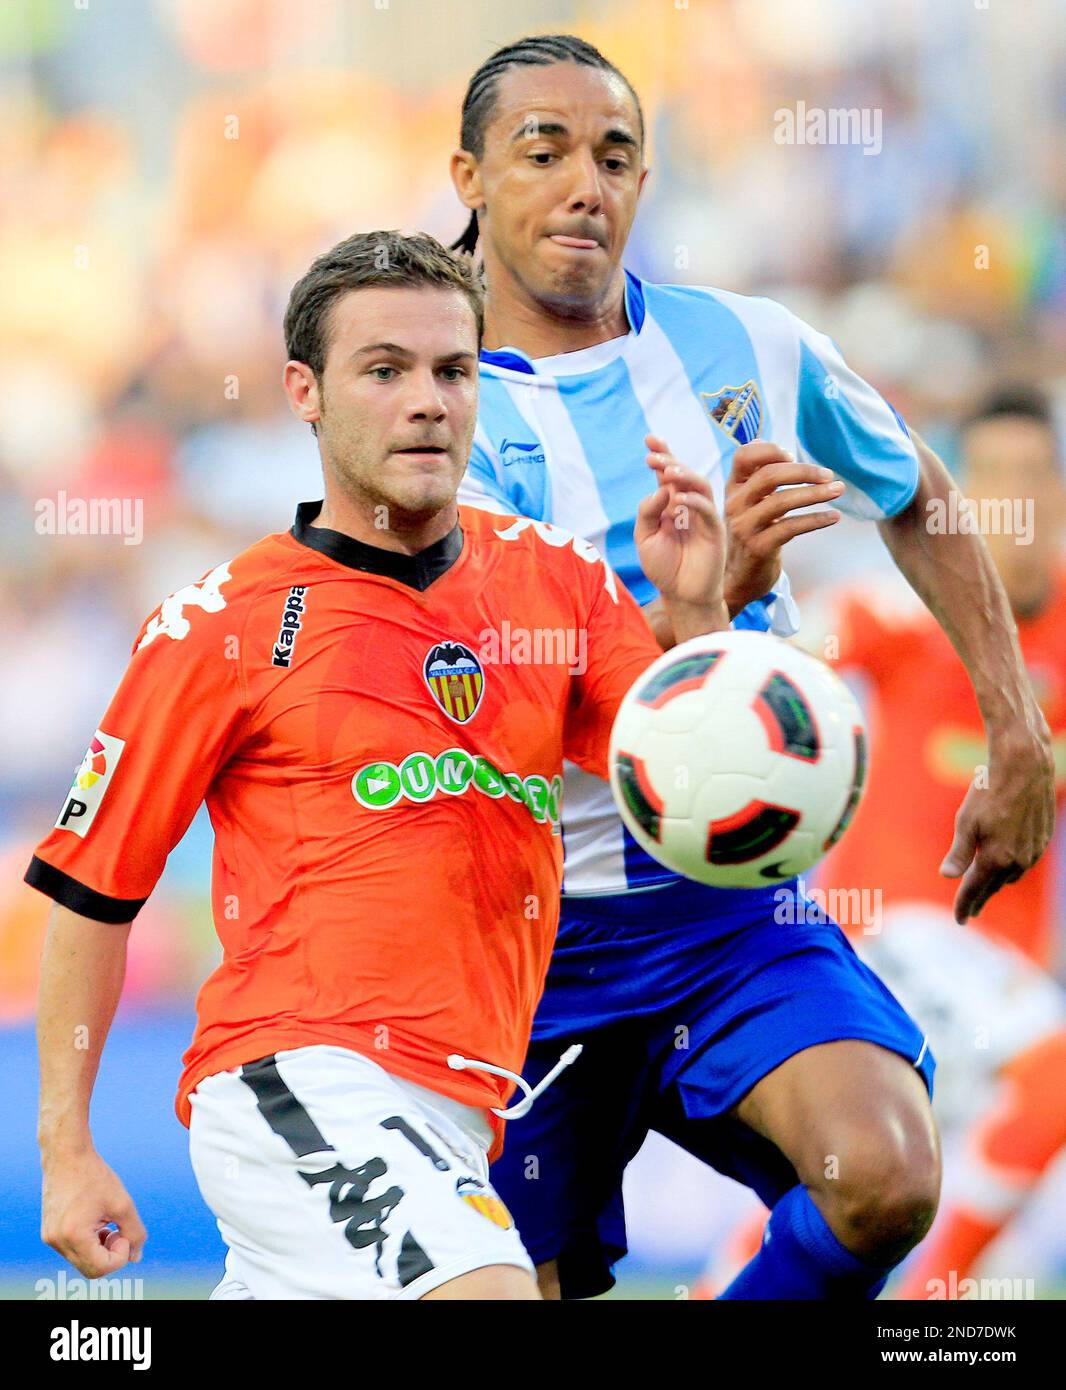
top-left (2, 0), bottom-right (1066, 1016)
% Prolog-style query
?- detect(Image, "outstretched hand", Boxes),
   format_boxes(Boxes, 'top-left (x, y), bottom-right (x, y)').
top-left (635, 434), bottom-right (727, 611)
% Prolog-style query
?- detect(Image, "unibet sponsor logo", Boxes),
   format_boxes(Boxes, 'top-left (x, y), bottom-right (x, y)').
top-left (352, 750), bottom-right (562, 825)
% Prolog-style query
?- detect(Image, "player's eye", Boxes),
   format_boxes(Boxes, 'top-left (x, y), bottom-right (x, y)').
top-left (439, 366), bottom-right (467, 381)
top-left (603, 156), bottom-right (628, 172)
top-left (370, 366), bottom-right (397, 381)
top-left (528, 151), bottom-right (557, 165)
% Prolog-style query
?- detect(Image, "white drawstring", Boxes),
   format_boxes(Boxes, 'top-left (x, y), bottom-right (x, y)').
top-left (447, 1043), bottom-right (583, 1120)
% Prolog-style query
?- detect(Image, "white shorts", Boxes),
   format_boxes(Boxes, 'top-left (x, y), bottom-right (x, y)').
top-left (188, 1044), bottom-right (534, 1300)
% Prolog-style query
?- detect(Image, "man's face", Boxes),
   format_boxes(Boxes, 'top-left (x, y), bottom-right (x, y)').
top-left (962, 414), bottom-right (1065, 581)
top-left (462, 63), bottom-right (646, 316)
top-left (309, 285), bottom-right (479, 522)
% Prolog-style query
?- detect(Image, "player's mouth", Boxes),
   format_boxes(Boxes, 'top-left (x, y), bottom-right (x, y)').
top-left (393, 445), bottom-right (449, 458)
top-left (548, 234), bottom-right (603, 251)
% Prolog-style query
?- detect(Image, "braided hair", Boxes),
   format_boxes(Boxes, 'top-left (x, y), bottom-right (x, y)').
top-left (451, 34), bottom-right (644, 255)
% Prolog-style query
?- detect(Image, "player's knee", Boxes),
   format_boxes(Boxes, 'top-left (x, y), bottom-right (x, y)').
top-left (820, 1123), bottom-right (941, 1265)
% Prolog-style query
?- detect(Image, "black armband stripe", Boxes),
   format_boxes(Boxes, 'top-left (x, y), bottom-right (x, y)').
top-left (24, 856), bottom-right (146, 924)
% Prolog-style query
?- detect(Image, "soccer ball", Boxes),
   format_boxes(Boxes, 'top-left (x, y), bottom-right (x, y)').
top-left (608, 630), bottom-right (867, 888)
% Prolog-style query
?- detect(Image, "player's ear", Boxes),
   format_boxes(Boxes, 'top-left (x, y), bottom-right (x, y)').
top-left (450, 149), bottom-right (484, 211)
top-left (283, 360), bottom-right (321, 432)
top-left (636, 164), bottom-right (650, 201)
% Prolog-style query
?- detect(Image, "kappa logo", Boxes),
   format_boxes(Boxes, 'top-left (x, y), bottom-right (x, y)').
top-left (56, 730), bottom-right (126, 838)
top-left (273, 585), bottom-right (308, 668)
top-left (500, 437), bottom-right (546, 465)
top-left (493, 516), bottom-right (618, 602)
top-left (701, 380), bottom-right (763, 445)
top-left (136, 561), bottom-right (232, 649)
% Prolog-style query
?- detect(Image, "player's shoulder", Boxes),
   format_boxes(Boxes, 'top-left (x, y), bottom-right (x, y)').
top-left (459, 507), bottom-right (619, 600)
top-left (641, 276), bottom-right (801, 339)
top-left (133, 527), bottom-right (304, 655)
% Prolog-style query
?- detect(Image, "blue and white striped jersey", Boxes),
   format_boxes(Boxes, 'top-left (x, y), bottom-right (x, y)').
top-left (458, 271), bottom-right (919, 897)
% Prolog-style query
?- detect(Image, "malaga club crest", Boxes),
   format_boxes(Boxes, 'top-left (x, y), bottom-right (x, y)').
top-left (423, 640), bottom-right (484, 724)
top-left (701, 379), bottom-right (763, 445)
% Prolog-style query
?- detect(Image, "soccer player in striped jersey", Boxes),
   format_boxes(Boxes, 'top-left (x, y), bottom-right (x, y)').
top-left (448, 35), bottom-right (1056, 1299)
top-left (31, 231), bottom-right (731, 1301)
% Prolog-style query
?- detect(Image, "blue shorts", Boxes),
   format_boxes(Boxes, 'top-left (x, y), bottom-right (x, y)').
top-left (491, 878), bottom-right (935, 1299)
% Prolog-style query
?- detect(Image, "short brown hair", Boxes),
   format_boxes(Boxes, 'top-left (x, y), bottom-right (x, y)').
top-left (284, 230), bottom-right (484, 379)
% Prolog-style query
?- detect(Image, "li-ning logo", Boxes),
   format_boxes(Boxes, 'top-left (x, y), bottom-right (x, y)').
top-left (500, 438), bottom-right (546, 465)
top-left (273, 585), bottom-right (308, 668)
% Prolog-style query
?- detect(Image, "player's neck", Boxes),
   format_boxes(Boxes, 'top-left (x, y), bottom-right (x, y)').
top-left (481, 259), bottom-right (629, 360)
top-left (313, 493), bottom-right (459, 556)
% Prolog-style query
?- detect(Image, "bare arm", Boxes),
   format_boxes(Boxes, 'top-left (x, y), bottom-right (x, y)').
top-left (38, 902), bottom-right (146, 1276)
top-left (878, 431), bottom-right (1055, 920)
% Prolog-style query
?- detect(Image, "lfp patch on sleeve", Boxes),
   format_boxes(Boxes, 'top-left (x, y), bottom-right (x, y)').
top-left (55, 730), bottom-right (126, 838)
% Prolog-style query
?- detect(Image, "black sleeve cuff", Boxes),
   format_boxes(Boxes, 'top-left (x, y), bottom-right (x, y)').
top-left (24, 856), bottom-right (147, 925)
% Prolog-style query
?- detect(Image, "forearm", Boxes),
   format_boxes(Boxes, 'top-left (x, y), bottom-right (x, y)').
top-left (661, 594), bottom-right (731, 645)
top-left (878, 434), bottom-right (1047, 747)
top-left (37, 903), bottom-right (130, 1159)
top-left (642, 597), bottom-right (676, 650)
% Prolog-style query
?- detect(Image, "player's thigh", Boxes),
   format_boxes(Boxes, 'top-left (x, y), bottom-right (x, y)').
top-left (189, 1047), bottom-right (533, 1300)
top-left (652, 914), bottom-right (938, 1200)
top-left (421, 1264), bottom-right (540, 1300)
top-left (734, 1038), bottom-right (939, 1190)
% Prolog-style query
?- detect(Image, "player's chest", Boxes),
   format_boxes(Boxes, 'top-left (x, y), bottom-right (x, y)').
top-left (243, 581), bottom-right (576, 772)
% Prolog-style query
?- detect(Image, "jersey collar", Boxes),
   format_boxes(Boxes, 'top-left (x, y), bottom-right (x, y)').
top-left (478, 269), bottom-right (646, 375)
top-left (290, 501), bottom-right (463, 591)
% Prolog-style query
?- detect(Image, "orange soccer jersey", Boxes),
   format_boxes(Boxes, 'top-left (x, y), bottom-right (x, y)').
top-left (821, 570), bottom-right (1066, 966)
top-left (27, 503), bottom-right (663, 1153)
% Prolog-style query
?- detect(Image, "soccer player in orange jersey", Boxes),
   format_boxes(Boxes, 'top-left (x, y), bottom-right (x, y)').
top-left (30, 231), bottom-right (731, 1301)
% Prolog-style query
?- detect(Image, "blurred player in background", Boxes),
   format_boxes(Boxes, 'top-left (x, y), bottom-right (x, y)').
top-left (30, 231), bottom-right (731, 1301)
top-left (823, 385), bottom-right (1066, 1296)
top-left (449, 34), bottom-right (1055, 1300)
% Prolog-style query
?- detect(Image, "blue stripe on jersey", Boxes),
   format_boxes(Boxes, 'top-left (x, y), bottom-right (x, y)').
top-left (555, 361), bottom-right (654, 604)
top-left (796, 341), bottom-right (916, 517)
top-left (476, 374), bottom-right (550, 520)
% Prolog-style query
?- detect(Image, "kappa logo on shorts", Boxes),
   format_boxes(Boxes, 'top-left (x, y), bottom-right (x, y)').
top-left (456, 1176), bottom-right (513, 1230)
top-left (55, 729), bottom-right (126, 838)
top-left (272, 585), bottom-right (308, 668)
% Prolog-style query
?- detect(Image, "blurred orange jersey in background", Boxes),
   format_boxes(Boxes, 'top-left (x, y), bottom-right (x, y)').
top-left (821, 569), bottom-right (1066, 966)
top-left (26, 503), bottom-right (662, 1154)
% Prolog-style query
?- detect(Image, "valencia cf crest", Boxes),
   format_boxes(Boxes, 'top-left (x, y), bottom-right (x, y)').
top-left (456, 1176), bottom-right (513, 1230)
top-left (701, 380), bottom-right (763, 444)
top-left (423, 640), bottom-right (485, 724)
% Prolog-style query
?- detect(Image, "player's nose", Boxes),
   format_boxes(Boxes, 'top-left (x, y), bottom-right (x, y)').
top-left (405, 370), bottom-right (448, 421)
top-left (564, 149), bottom-right (605, 216)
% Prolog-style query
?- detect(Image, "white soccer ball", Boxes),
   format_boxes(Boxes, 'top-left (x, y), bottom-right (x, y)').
top-left (608, 629), bottom-right (867, 888)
